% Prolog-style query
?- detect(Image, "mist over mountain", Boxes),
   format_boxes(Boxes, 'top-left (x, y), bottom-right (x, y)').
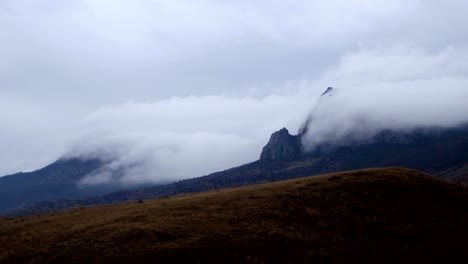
top-left (2, 83), bottom-right (468, 215)
top-left (2, 2), bottom-right (468, 261)
top-left (2, 84), bottom-right (467, 215)
top-left (295, 86), bottom-right (467, 151)
top-left (2, 1), bottom-right (468, 183)
top-left (1, 1), bottom-right (468, 200)
top-left (25, 82), bottom-right (461, 188)
top-left (0, 158), bottom-right (105, 212)
top-left (58, 83), bottom-right (467, 187)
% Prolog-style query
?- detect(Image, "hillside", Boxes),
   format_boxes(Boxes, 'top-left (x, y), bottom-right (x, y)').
top-left (1, 88), bottom-right (467, 215)
top-left (436, 163), bottom-right (468, 184)
top-left (9, 124), bottom-right (468, 216)
top-left (0, 159), bottom-right (104, 212)
top-left (1, 168), bottom-right (468, 263)
top-left (0, 158), bottom-right (156, 213)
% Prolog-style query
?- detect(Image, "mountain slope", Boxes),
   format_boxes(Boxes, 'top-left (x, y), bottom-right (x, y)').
top-left (436, 163), bottom-right (468, 183)
top-left (3, 87), bottom-right (468, 215)
top-left (260, 127), bottom-right (301, 160)
top-left (9, 124), bottom-right (468, 216)
top-left (0, 158), bottom-right (110, 212)
top-left (1, 168), bottom-right (467, 263)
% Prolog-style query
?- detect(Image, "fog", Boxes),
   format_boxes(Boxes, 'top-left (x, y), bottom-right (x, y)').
top-left (68, 94), bottom-right (311, 185)
top-left (301, 46), bottom-right (468, 149)
top-left (71, 46), bottom-right (468, 186)
top-left (1, 1), bottom-right (468, 185)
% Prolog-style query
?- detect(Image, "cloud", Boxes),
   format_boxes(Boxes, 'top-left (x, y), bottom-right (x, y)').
top-left (72, 45), bottom-right (468, 186)
top-left (1, 0), bottom-right (468, 183)
top-left (68, 94), bottom-right (313, 185)
top-left (0, 92), bottom-right (77, 174)
top-left (301, 46), bottom-right (468, 149)
top-left (1, 0), bottom-right (443, 102)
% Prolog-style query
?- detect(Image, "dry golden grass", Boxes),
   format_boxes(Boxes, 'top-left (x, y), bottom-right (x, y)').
top-left (1, 168), bottom-right (467, 264)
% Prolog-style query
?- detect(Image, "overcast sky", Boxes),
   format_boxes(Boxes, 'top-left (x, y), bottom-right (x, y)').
top-left (1, 0), bottom-right (468, 183)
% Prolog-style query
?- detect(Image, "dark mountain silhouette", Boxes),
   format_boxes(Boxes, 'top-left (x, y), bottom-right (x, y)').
top-left (0, 158), bottom-right (150, 213)
top-left (260, 128), bottom-right (301, 161)
top-left (7, 122), bottom-right (468, 216)
top-left (0, 158), bottom-right (102, 212)
top-left (2, 87), bottom-right (468, 215)
top-left (321, 86), bottom-right (334, 96)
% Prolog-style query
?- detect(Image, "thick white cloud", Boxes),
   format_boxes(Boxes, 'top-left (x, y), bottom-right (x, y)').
top-left (1, 0), bottom-right (468, 182)
top-left (73, 45), bottom-right (468, 185)
top-left (302, 46), bottom-right (468, 148)
top-left (67, 94), bottom-right (313, 185)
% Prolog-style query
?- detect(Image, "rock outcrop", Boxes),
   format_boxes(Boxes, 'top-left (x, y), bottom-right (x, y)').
top-left (298, 87), bottom-right (334, 136)
top-left (260, 87), bottom-right (336, 161)
top-left (260, 128), bottom-right (301, 161)
top-left (321, 86), bottom-right (334, 96)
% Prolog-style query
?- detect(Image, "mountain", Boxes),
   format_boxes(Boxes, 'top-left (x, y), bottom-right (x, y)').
top-left (321, 86), bottom-right (334, 96)
top-left (436, 163), bottom-right (468, 183)
top-left (0, 158), bottom-right (142, 213)
top-left (260, 128), bottom-right (301, 160)
top-left (2, 168), bottom-right (467, 263)
top-left (2, 87), bottom-right (468, 215)
top-left (7, 122), bottom-right (468, 216)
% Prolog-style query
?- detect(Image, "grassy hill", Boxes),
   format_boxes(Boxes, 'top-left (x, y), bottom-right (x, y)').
top-left (1, 168), bottom-right (468, 263)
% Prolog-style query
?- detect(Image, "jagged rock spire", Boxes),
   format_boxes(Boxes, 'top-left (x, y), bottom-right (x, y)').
top-left (260, 87), bottom-right (335, 161)
top-left (260, 128), bottom-right (301, 161)
top-left (321, 87), bottom-right (334, 96)
top-left (298, 87), bottom-right (335, 136)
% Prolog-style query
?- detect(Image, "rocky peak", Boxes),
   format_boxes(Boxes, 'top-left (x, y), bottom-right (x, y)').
top-left (260, 87), bottom-right (335, 161)
top-left (260, 128), bottom-right (301, 161)
top-left (298, 87), bottom-right (335, 136)
top-left (321, 87), bottom-right (334, 96)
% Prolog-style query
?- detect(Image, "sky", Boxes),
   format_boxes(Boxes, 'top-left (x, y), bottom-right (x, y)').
top-left (1, 0), bottom-right (468, 184)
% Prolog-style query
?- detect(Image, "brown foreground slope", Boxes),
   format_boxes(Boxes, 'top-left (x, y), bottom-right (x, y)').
top-left (1, 168), bottom-right (468, 264)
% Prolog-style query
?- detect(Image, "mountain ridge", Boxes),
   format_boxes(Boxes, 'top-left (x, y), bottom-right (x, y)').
top-left (260, 127), bottom-right (301, 161)
top-left (2, 87), bottom-right (468, 215)
top-left (0, 158), bottom-right (152, 212)
top-left (2, 168), bottom-right (467, 263)
top-left (6, 122), bottom-right (468, 216)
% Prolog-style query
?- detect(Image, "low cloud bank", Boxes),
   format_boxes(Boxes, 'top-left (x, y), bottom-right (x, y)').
top-left (2, 46), bottom-right (467, 186)
top-left (68, 95), bottom-right (312, 186)
top-left (2, 1), bottom-right (468, 183)
top-left (68, 47), bottom-right (468, 185)
top-left (301, 46), bottom-right (468, 150)
top-left (70, 46), bottom-right (468, 186)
